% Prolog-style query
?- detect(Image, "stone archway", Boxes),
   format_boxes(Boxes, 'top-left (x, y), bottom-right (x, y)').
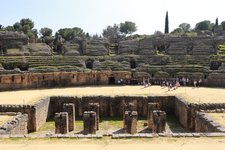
top-left (108, 76), bottom-right (115, 85)
top-left (85, 59), bottom-right (94, 69)
top-left (130, 59), bottom-right (136, 69)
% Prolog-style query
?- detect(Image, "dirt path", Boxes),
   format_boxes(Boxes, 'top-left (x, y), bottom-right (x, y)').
top-left (0, 86), bottom-right (224, 104)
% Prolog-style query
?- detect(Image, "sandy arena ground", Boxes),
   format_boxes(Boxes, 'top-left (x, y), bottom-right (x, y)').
top-left (0, 116), bottom-right (13, 126)
top-left (1, 137), bottom-right (225, 150)
top-left (0, 85), bottom-right (224, 104)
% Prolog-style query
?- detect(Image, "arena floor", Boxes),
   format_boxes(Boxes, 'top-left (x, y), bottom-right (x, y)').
top-left (0, 85), bottom-right (224, 104)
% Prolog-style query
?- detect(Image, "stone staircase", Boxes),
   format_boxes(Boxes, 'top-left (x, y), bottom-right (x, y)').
top-left (109, 43), bottom-right (118, 55)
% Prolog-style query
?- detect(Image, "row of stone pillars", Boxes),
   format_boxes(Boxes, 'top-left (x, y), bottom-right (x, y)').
top-left (55, 103), bottom-right (100, 135)
top-left (55, 102), bottom-right (166, 134)
top-left (123, 102), bottom-right (166, 134)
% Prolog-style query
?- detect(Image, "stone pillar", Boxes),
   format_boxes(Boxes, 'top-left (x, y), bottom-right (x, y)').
top-left (62, 103), bottom-right (75, 132)
top-left (88, 103), bottom-right (100, 130)
top-left (83, 111), bottom-right (96, 135)
top-left (147, 103), bottom-right (159, 129)
top-left (123, 102), bottom-right (136, 128)
top-left (152, 110), bottom-right (166, 133)
top-left (55, 112), bottom-right (69, 134)
top-left (124, 111), bottom-right (138, 134)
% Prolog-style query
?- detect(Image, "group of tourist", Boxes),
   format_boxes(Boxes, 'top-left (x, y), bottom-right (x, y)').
top-left (141, 77), bottom-right (203, 91)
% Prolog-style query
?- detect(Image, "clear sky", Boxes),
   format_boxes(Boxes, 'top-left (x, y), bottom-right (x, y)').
top-left (1, 0), bottom-right (225, 35)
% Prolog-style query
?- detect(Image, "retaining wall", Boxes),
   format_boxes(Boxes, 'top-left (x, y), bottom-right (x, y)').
top-left (195, 112), bottom-right (225, 132)
top-left (0, 113), bottom-right (28, 135)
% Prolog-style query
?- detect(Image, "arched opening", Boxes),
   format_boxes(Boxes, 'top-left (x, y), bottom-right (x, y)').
top-left (85, 59), bottom-right (94, 69)
top-left (210, 61), bottom-right (221, 70)
top-left (12, 76), bottom-right (14, 82)
top-left (130, 59), bottom-right (136, 69)
top-left (108, 76), bottom-right (115, 85)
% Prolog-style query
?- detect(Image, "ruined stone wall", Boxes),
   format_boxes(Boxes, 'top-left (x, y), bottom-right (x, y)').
top-left (0, 97), bottom-right (50, 132)
top-left (174, 96), bottom-right (190, 128)
top-left (0, 71), bottom-right (131, 91)
top-left (139, 38), bottom-right (156, 55)
top-left (205, 73), bottom-right (225, 87)
top-left (82, 38), bottom-right (109, 56)
top-left (0, 113), bottom-right (28, 135)
top-left (0, 31), bottom-right (28, 49)
top-left (49, 96), bottom-right (175, 118)
top-left (118, 39), bottom-right (139, 55)
top-left (33, 97), bottom-right (50, 131)
top-left (195, 112), bottom-right (225, 132)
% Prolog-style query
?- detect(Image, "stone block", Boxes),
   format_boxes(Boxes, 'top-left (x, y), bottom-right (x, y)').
top-left (152, 110), bottom-right (166, 133)
top-left (83, 111), bottom-right (96, 135)
top-left (62, 103), bottom-right (75, 132)
top-left (124, 111), bottom-right (138, 134)
top-left (88, 103), bottom-right (99, 130)
top-left (147, 103), bottom-right (159, 129)
top-left (55, 112), bottom-right (69, 134)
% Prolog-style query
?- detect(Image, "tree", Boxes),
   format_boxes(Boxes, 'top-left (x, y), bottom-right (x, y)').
top-left (40, 27), bottom-right (53, 37)
top-left (102, 24), bottom-right (120, 39)
top-left (154, 30), bottom-right (163, 35)
top-left (179, 23), bottom-right (191, 33)
top-left (164, 11), bottom-right (169, 34)
top-left (221, 21), bottom-right (225, 30)
top-left (171, 28), bottom-right (183, 34)
top-left (119, 21), bottom-right (137, 35)
top-left (13, 22), bottom-right (22, 31)
top-left (56, 27), bottom-right (85, 41)
top-left (5, 26), bottom-right (15, 31)
top-left (195, 20), bottom-right (212, 31)
top-left (20, 18), bottom-right (34, 30)
top-left (215, 18), bottom-right (219, 26)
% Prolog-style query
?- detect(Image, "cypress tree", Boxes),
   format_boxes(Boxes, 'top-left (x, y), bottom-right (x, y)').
top-left (164, 11), bottom-right (169, 34)
top-left (215, 18), bottom-right (218, 26)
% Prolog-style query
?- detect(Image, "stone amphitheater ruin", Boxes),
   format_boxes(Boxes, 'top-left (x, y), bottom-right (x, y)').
top-left (0, 31), bottom-right (225, 138)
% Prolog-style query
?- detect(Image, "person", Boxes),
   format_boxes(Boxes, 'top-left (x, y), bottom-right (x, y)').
top-left (194, 80), bottom-right (197, 88)
top-left (186, 78), bottom-right (189, 86)
top-left (175, 80), bottom-right (180, 89)
top-left (198, 79), bottom-right (202, 87)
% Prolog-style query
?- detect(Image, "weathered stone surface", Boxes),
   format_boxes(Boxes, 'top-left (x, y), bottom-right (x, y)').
top-left (0, 113), bottom-right (28, 135)
top-left (62, 103), bottom-right (75, 132)
top-left (152, 110), bottom-right (166, 133)
top-left (88, 103), bottom-right (99, 130)
top-left (55, 112), bottom-right (68, 134)
top-left (124, 111), bottom-right (138, 134)
top-left (83, 111), bottom-right (96, 135)
top-left (0, 31), bottom-right (28, 49)
top-left (147, 103), bottom-right (159, 129)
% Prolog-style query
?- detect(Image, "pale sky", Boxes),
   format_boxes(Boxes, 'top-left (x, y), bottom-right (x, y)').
top-left (1, 0), bottom-right (225, 35)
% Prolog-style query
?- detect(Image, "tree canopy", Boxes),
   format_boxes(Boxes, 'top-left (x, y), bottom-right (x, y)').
top-left (195, 20), bottom-right (213, 31)
top-left (119, 21), bottom-right (137, 35)
top-left (56, 27), bottom-right (85, 41)
top-left (102, 24), bottom-right (120, 39)
top-left (40, 27), bottom-right (53, 37)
